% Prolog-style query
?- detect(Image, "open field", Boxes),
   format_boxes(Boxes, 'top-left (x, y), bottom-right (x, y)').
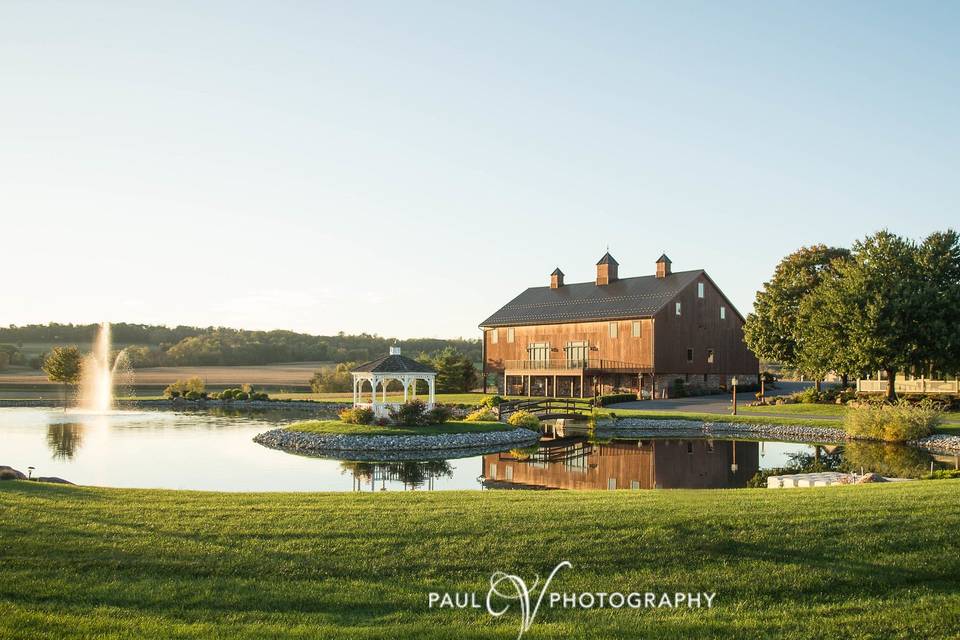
top-left (1, 480), bottom-right (958, 639)
top-left (287, 419), bottom-right (512, 436)
top-left (0, 362), bottom-right (334, 396)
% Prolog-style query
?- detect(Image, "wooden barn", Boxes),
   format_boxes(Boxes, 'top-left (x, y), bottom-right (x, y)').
top-left (479, 253), bottom-right (759, 398)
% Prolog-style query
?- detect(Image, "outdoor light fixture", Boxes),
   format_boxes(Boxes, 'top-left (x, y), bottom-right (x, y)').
top-left (27, 466), bottom-right (35, 480)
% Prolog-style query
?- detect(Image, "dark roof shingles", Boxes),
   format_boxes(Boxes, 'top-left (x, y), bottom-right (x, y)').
top-left (352, 354), bottom-right (436, 373)
top-left (480, 270), bottom-right (703, 327)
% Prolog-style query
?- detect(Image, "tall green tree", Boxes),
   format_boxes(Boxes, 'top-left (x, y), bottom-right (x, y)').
top-left (417, 348), bottom-right (478, 393)
top-left (913, 230), bottom-right (960, 376)
top-left (42, 345), bottom-right (84, 409)
top-left (744, 245), bottom-right (851, 379)
top-left (796, 230), bottom-right (960, 400)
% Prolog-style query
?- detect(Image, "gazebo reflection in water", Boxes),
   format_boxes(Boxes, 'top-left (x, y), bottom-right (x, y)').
top-left (341, 460), bottom-right (454, 492)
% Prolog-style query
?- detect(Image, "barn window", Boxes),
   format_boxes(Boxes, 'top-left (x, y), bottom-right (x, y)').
top-left (676, 302), bottom-right (682, 316)
top-left (507, 327), bottom-right (514, 343)
top-left (490, 329), bottom-right (498, 344)
top-left (698, 282), bottom-right (705, 298)
top-left (686, 348), bottom-right (694, 362)
top-left (632, 321), bottom-right (641, 337)
top-left (609, 322), bottom-right (618, 338)
top-left (720, 306), bottom-right (726, 320)
top-left (707, 349), bottom-right (715, 364)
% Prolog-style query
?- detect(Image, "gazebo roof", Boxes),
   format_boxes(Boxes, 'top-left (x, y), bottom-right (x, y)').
top-left (351, 348), bottom-right (435, 374)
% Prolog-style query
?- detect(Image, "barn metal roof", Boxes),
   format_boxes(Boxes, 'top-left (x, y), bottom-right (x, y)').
top-left (479, 269), bottom-right (704, 327)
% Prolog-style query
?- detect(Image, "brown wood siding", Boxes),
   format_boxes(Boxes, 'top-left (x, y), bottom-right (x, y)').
top-left (483, 319), bottom-right (653, 373)
top-left (651, 275), bottom-right (758, 374)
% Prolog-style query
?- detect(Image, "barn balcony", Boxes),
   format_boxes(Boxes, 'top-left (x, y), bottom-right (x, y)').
top-left (503, 359), bottom-right (652, 375)
top-left (500, 359), bottom-right (652, 398)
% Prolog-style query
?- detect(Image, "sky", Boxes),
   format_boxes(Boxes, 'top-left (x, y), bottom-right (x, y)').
top-left (2, 1), bottom-right (958, 339)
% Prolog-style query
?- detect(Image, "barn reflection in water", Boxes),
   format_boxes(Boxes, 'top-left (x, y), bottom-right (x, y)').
top-left (481, 438), bottom-right (759, 490)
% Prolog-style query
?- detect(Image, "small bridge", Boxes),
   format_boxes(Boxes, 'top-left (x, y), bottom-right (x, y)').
top-left (496, 398), bottom-right (594, 422)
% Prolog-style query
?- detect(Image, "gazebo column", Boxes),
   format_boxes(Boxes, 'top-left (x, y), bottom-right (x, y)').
top-left (403, 375), bottom-right (409, 402)
top-left (428, 377), bottom-right (435, 406)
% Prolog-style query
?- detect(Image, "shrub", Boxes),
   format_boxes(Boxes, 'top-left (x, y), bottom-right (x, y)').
top-left (388, 400), bottom-right (428, 426)
top-left (923, 469), bottom-right (960, 480)
top-left (339, 407), bottom-right (375, 425)
top-left (596, 393), bottom-right (636, 407)
top-left (843, 399), bottom-right (942, 442)
top-left (184, 390), bottom-right (201, 401)
top-left (507, 410), bottom-right (540, 430)
top-left (790, 387), bottom-right (822, 404)
top-left (164, 376), bottom-right (205, 398)
top-left (423, 405), bottom-right (453, 425)
top-left (671, 379), bottom-right (686, 398)
top-left (465, 408), bottom-right (498, 422)
top-left (251, 391), bottom-right (270, 401)
top-left (235, 391), bottom-right (250, 401)
top-left (480, 395), bottom-right (505, 408)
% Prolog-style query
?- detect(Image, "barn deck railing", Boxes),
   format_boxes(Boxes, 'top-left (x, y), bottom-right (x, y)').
top-left (503, 359), bottom-right (652, 373)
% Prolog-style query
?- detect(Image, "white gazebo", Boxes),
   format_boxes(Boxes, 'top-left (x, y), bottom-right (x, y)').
top-left (351, 346), bottom-right (437, 418)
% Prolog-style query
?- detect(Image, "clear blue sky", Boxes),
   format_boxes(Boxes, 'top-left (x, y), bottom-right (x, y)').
top-left (2, 1), bottom-right (957, 339)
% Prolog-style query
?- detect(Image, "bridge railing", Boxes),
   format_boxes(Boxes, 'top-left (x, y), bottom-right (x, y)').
top-left (496, 397), bottom-right (595, 422)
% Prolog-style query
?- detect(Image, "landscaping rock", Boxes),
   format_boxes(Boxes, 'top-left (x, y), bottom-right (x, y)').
top-left (0, 466), bottom-right (26, 480)
top-left (253, 427), bottom-right (540, 462)
top-left (857, 473), bottom-right (888, 484)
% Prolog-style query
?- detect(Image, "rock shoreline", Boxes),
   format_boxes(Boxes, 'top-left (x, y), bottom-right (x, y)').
top-left (253, 427), bottom-right (540, 461)
top-left (606, 418), bottom-right (960, 454)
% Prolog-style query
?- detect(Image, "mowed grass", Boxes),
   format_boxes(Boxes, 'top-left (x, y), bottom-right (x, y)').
top-left (1, 481), bottom-right (958, 639)
top-left (741, 403), bottom-right (848, 416)
top-left (286, 419), bottom-right (513, 436)
top-left (599, 408), bottom-right (843, 428)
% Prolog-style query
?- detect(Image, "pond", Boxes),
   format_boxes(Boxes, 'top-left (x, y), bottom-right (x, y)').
top-left (1, 408), bottom-right (955, 491)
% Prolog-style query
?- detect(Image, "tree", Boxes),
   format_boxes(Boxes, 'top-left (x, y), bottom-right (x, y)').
top-left (309, 362), bottom-right (356, 393)
top-left (42, 345), bottom-right (83, 409)
top-left (796, 230), bottom-right (960, 400)
top-left (429, 348), bottom-right (478, 393)
top-left (913, 230), bottom-right (960, 377)
top-left (744, 245), bottom-right (851, 383)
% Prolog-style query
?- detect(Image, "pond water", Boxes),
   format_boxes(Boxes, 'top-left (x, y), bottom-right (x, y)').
top-left (0, 408), bottom-right (954, 492)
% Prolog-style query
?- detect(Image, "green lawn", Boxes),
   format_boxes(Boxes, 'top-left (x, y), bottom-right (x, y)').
top-left (600, 408), bottom-right (842, 428)
top-left (286, 419), bottom-right (513, 436)
top-left (1, 481), bottom-right (958, 639)
top-left (740, 403), bottom-right (848, 417)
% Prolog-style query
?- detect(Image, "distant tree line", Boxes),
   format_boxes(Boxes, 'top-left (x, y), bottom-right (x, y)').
top-left (0, 323), bottom-right (481, 369)
top-left (745, 229), bottom-right (960, 399)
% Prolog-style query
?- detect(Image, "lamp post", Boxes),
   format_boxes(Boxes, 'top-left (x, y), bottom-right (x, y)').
top-left (731, 377), bottom-right (739, 416)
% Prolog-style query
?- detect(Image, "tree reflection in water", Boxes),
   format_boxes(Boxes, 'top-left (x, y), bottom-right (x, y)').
top-left (340, 460), bottom-right (454, 491)
top-left (46, 423), bottom-right (85, 460)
